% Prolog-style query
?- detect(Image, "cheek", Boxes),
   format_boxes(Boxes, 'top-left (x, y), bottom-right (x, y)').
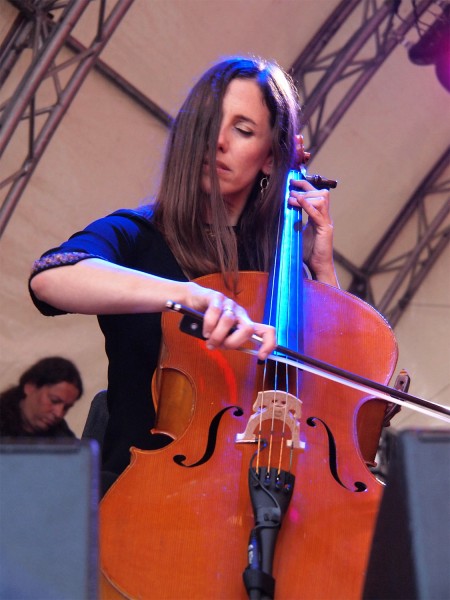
top-left (38, 399), bottom-right (53, 414)
top-left (242, 144), bottom-right (271, 174)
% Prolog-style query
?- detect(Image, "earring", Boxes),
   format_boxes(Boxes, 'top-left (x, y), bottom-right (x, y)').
top-left (260, 176), bottom-right (269, 199)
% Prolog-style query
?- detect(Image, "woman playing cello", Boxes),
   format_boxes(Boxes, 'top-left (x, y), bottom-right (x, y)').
top-left (29, 56), bottom-right (338, 484)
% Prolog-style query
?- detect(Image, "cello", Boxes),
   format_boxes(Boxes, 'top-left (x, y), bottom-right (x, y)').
top-left (99, 156), bottom-right (445, 598)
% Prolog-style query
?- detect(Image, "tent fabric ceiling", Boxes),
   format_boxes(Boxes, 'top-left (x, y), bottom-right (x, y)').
top-left (0, 0), bottom-right (449, 436)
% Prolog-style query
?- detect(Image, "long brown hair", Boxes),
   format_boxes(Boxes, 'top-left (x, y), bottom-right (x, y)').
top-left (152, 56), bottom-right (299, 286)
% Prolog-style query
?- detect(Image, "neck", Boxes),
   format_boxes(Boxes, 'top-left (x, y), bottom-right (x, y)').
top-left (224, 197), bottom-right (247, 226)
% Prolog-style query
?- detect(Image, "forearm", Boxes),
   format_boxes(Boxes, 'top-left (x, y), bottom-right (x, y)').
top-left (30, 258), bottom-right (192, 315)
top-left (304, 224), bottom-right (340, 288)
top-left (30, 257), bottom-right (277, 359)
top-left (313, 263), bottom-right (339, 288)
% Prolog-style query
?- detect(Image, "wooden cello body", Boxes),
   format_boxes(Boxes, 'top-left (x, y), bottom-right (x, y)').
top-left (100, 272), bottom-right (398, 600)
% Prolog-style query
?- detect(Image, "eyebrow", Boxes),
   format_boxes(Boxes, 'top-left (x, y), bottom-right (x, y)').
top-left (50, 395), bottom-right (73, 406)
top-left (234, 115), bottom-right (260, 129)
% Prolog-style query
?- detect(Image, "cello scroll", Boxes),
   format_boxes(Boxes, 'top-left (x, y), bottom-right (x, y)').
top-left (292, 133), bottom-right (337, 190)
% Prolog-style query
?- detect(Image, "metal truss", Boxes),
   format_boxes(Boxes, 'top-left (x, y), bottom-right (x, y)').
top-left (290, 0), bottom-right (438, 155)
top-left (346, 147), bottom-right (450, 326)
top-left (289, 0), bottom-right (449, 323)
top-left (0, 0), bottom-right (135, 236)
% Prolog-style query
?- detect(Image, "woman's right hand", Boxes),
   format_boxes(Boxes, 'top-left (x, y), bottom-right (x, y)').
top-left (184, 282), bottom-right (276, 361)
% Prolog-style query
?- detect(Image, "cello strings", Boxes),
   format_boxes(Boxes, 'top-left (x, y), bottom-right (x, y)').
top-left (255, 201), bottom-right (284, 475)
top-left (273, 177), bottom-right (303, 477)
top-left (275, 176), bottom-right (303, 476)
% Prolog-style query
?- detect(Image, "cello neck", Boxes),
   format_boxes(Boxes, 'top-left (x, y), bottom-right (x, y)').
top-left (263, 169), bottom-right (304, 353)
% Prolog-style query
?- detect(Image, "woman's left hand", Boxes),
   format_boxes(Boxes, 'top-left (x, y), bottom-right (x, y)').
top-left (288, 178), bottom-right (339, 287)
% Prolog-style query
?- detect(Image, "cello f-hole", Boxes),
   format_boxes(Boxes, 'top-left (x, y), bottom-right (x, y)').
top-left (307, 416), bottom-right (368, 492)
top-left (173, 405), bottom-right (244, 468)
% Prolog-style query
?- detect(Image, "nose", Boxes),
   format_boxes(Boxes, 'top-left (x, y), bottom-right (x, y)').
top-left (53, 404), bottom-right (65, 420)
top-left (217, 126), bottom-right (228, 152)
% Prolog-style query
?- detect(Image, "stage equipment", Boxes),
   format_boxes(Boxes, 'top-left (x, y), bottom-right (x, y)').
top-left (0, 439), bottom-right (99, 600)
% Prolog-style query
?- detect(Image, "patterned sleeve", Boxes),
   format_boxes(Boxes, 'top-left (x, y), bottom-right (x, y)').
top-left (30, 251), bottom-right (103, 277)
top-left (28, 208), bottom-right (154, 316)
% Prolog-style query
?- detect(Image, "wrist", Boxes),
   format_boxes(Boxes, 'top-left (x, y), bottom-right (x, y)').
top-left (313, 264), bottom-right (339, 288)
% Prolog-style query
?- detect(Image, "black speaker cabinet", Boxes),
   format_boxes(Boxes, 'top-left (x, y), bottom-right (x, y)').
top-left (364, 428), bottom-right (450, 600)
top-left (0, 439), bottom-right (99, 600)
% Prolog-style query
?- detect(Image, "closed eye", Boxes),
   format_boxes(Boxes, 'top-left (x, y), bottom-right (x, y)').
top-left (235, 127), bottom-right (254, 137)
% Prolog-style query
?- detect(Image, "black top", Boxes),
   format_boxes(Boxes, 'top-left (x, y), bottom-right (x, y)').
top-left (30, 208), bottom-right (260, 474)
top-left (30, 209), bottom-right (192, 474)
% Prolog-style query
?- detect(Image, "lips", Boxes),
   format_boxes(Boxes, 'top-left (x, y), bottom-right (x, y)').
top-left (215, 161), bottom-right (230, 172)
top-left (203, 160), bottom-right (230, 172)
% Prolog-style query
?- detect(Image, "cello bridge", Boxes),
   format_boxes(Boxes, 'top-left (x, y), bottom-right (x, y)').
top-left (235, 390), bottom-right (305, 449)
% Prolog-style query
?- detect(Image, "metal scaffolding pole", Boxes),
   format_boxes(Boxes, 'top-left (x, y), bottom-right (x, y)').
top-left (289, 0), bottom-right (448, 323)
top-left (348, 147), bottom-right (450, 325)
top-left (0, 0), bottom-right (135, 236)
top-left (291, 0), bottom-right (436, 155)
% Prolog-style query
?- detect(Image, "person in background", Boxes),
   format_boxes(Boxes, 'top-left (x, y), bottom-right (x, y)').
top-left (28, 56), bottom-right (337, 480)
top-left (0, 356), bottom-right (83, 438)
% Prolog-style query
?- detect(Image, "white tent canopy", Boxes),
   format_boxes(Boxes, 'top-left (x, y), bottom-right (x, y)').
top-left (1, 0), bottom-right (449, 436)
